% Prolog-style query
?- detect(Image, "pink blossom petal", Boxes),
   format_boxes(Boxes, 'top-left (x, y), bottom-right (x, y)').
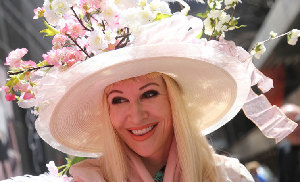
top-left (5, 93), bottom-right (16, 101)
top-left (0, 86), bottom-right (10, 93)
top-left (46, 161), bottom-right (58, 176)
top-left (5, 48), bottom-right (28, 68)
top-left (23, 92), bottom-right (35, 100)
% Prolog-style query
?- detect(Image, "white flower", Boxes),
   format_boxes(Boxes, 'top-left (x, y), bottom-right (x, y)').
top-left (51, 0), bottom-right (71, 16)
top-left (102, 0), bottom-right (119, 23)
top-left (208, 0), bottom-right (223, 9)
top-left (150, 0), bottom-right (171, 15)
top-left (104, 30), bottom-right (118, 45)
top-left (119, 8), bottom-right (142, 27)
top-left (204, 18), bottom-right (214, 35)
top-left (250, 42), bottom-right (266, 59)
top-left (219, 11), bottom-right (231, 24)
top-left (138, 0), bottom-right (147, 7)
top-left (87, 29), bottom-right (108, 52)
top-left (207, 10), bottom-right (222, 19)
top-left (140, 6), bottom-right (157, 24)
top-left (44, 0), bottom-right (62, 25)
top-left (287, 29), bottom-right (300, 46)
top-left (224, 0), bottom-right (240, 6)
top-left (269, 31), bottom-right (277, 38)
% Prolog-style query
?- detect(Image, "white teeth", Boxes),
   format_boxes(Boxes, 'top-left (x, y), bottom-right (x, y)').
top-left (131, 125), bottom-right (154, 136)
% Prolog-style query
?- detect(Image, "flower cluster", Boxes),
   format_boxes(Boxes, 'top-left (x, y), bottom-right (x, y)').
top-left (1, 0), bottom-right (179, 104)
top-left (198, 0), bottom-right (243, 37)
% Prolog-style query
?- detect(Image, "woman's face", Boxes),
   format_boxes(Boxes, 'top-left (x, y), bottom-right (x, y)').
top-left (106, 75), bottom-right (174, 158)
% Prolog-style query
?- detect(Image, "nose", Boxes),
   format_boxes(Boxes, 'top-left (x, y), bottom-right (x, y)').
top-left (128, 100), bottom-right (148, 124)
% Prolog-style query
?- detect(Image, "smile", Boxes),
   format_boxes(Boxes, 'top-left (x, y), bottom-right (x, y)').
top-left (128, 123), bottom-right (158, 141)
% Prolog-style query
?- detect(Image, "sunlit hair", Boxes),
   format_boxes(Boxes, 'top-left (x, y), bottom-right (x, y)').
top-left (102, 94), bottom-right (128, 181)
top-left (102, 72), bottom-right (218, 182)
top-left (162, 74), bottom-right (218, 182)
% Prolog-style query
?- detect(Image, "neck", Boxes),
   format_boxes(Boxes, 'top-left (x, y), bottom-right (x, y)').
top-left (142, 135), bottom-right (174, 177)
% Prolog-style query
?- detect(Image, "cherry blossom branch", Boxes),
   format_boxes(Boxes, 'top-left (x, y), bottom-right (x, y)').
top-left (249, 32), bottom-right (289, 53)
top-left (8, 65), bottom-right (54, 76)
top-left (115, 27), bottom-right (131, 49)
top-left (66, 34), bottom-right (91, 58)
top-left (71, 6), bottom-right (93, 31)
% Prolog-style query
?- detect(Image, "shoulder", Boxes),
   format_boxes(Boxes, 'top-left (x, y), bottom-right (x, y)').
top-left (70, 158), bottom-right (106, 182)
top-left (213, 154), bottom-right (255, 182)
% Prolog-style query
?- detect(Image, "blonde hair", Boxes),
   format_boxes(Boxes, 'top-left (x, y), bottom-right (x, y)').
top-left (102, 73), bottom-right (218, 182)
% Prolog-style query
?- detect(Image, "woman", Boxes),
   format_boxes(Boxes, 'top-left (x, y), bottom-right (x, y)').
top-left (68, 72), bottom-right (253, 182)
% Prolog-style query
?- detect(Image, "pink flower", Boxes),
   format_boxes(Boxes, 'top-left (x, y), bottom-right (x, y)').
top-left (60, 19), bottom-right (86, 38)
top-left (23, 92), bottom-right (35, 100)
top-left (5, 48), bottom-right (28, 68)
top-left (0, 86), bottom-right (9, 93)
top-left (33, 7), bottom-right (45, 19)
top-left (52, 34), bottom-right (68, 49)
top-left (69, 23), bottom-right (86, 38)
top-left (62, 175), bottom-right (73, 182)
top-left (13, 82), bottom-right (32, 92)
top-left (5, 93), bottom-right (16, 101)
top-left (42, 49), bottom-right (62, 66)
top-left (22, 60), bottom-right (37, 68)
top-left (46, 161), bottom-right (58, 176)
top-left (63, 47), bottom-right (84, 66)
top-left (79, 0), bottom-right (102, 10)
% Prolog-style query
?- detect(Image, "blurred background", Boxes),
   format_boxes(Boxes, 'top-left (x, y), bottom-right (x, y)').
top-left (0, 0), bottom-right (299, 181)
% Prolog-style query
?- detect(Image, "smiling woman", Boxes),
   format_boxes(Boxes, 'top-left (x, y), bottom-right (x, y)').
top-left (67, 72), bottom-right (251, 182)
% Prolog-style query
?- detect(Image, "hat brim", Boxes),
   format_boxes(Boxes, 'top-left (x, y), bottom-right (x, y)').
top-left (36, 42), bottom-right (251, 157)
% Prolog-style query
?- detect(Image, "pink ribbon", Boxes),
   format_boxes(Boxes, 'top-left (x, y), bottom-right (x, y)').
top-left (242, 67), bottom-right (298, 143)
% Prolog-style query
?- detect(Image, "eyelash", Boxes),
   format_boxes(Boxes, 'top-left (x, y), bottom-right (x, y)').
top-left (111, 90), bottom-right (159, 105)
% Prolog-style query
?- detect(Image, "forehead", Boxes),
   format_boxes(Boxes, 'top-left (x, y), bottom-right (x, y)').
top-left (105, 74), bottom-right (165, 92)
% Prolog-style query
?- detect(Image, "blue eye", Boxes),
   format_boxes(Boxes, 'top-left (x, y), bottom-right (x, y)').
top-left (112, 97), bottom-right (128, 104)
top-left (141, 90), bottom-right (159, 99)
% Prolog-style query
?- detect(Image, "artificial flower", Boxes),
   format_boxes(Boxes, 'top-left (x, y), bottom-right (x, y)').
top-left (287, 29), bottom-right (300, 45)
top-left (269, 31), bottom-right (277, 38)
top-left (87, 29), bottom-right (108, 52)
top-left (5, 48), bottom-right (28, 68)
top-left (33, 7), bottom-right (45, 19)
top-left (5, 93), bottom-right (16, 102)
top-left (250, 42), bottom-right (266, 59)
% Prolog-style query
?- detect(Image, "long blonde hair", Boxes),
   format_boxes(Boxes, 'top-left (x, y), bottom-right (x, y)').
top-left (102, 73), bottom-right (218, 182)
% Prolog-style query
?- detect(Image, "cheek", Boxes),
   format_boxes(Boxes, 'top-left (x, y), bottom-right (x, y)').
top-left (108, 106), bottom-right (125, 131)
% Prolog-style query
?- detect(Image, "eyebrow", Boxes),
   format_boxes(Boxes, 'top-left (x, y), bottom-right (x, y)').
top-left (139, 82), bottom-right (160, 90)
top-left (107, 90), bottom-right (123, 97)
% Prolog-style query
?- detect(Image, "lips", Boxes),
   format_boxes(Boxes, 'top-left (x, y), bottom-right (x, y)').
top-left (128, 122), bottom-right (158, 141)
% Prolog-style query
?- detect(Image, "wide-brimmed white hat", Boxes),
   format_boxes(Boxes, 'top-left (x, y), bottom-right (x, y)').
top-left (22, 12), bottom-right (294, 157)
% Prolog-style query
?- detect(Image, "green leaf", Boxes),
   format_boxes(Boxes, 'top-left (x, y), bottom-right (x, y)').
top-left (18, 72), bottom-right (26, 80)
top-left (36, 61), bottom-right (49, 67)
top-left (154, 13), bottom-right (172, 21)
top-left (40, 20), bottom-right (59, 37)
top-left (70, 157), bottom-right (86, 165)
top-left (197, 30), bottom-right (203, 39)
top-left (5, 76), bottom-right (20, 87)
top-left (234, 25), bottom-right (247, 29)
top-left (196, 12), bottom-right (207, 18)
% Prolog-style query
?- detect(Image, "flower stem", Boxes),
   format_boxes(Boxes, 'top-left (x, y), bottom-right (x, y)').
top-left (249, 31), bottom-right (290, 53)
top-left (8, 65), bottom-right (54, 76)
top-left (66, 34), bottom-right (91, 58)
top-left (71, 6), bottom-right (93, 31)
